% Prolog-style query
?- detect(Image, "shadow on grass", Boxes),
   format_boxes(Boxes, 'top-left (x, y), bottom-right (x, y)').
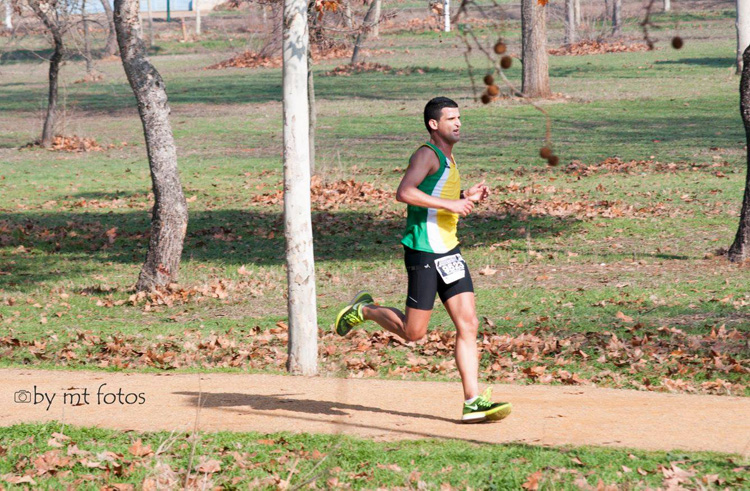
top-left (0, 208), bottom-right (577, 289)
top-left (654, 57), bottom-right (735, 68)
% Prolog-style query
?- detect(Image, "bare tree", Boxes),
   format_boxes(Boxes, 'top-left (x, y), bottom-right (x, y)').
top-left (372, 0), bottom-right (381, 37)
top-left (283, 0), bottom-right (318, 375)
top-left (729, 46), bottom-right (750, 262)
top-left (82, 0), bottom-right (94, 73)
top-left (521, 0), bottom-right (550, 97)
top-left (351, 0), bottom-right (378, 64)
top-left (574, 0), bottom-right (581, 25)
top-left (113, 0), bottom-right (189, 291)
top-left (28, 0), bottom-right (65, 148)
top-left (308, 48), bottom-right (316, 175)
top-left (565, 0), bottom-right (576, 46)
top-left (611, 0), bottom-right (621, 35)
top-left (738, 0), bottom-right (750, 74)
top-left (663, 0), bottom-right (670, 12)
top-left (100, 0), bottom-right (119, 57)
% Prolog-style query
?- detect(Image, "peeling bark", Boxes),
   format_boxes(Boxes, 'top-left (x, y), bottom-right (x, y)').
top-left (114, 0), bottom-right (188, 291)
top-left (283, 0), bottom-right (318, 375)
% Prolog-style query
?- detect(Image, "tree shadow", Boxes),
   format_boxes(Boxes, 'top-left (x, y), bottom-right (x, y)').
top-left (0, 207), bottom-right (578, 289)
top-left (654, 57), bottom-right (735, 68)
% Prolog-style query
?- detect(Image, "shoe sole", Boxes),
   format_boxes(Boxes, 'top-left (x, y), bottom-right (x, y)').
top-left (461, 403), bottom-right (512, 424)
top-left (334, 290), bottom-right (372, 336)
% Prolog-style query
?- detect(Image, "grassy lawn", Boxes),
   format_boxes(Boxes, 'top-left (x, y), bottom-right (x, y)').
top-left (0, 423), bottom-right (746, 489)
top-left (1, 0), bottom-right (749, 487)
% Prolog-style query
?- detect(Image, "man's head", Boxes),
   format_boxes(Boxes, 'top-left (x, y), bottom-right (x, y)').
top-left (424, 97), bottom-right (461, 144)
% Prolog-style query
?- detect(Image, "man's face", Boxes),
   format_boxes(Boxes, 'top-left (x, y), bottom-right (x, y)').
top-left (429, 107), bottom-right (461, 143)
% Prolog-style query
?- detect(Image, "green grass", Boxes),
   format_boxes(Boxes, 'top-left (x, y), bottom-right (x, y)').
top-left (0, 423), bottom-right (746, 489)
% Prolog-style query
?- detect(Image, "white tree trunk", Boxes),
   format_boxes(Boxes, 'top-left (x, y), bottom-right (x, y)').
top-left (147, 0), bottom-right (153, 44)
top-left (663, 0), bottom-right (671, 12)
top-left (4, 0), bottom-right (12, 29)
top-left (283, 0), bottom-right (318, 376)
top-left (738, 0), bottom-right (750, 74)
top-left (574, 0), bottom-right (581, 25)
top-left (443, 0), bottom-right (450, 32)
top-left (565, 0), bottom-right (576, 46)
top-left (373, 0), bottom-right (381, 37)
top-left (195, 0), bottom-right (201, 35)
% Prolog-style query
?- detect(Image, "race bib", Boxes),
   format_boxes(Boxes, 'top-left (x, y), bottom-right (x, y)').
top-left (434, 253), bottom-right (466, 284)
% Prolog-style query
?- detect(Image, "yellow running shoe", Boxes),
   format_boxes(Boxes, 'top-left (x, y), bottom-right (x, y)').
top-left (334, 291), bottom-right (373, 336)
top-left (461, 387), bottom-right (512, 423)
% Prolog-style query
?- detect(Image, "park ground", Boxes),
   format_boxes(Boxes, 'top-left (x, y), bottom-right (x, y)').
top-left (0, 0), bottom-right (749, 488)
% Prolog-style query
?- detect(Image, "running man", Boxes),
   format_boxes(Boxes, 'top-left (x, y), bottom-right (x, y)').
top-left (335, 97), bottom-right (511, 423)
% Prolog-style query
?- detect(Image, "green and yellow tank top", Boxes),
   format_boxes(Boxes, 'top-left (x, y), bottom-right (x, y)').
top-left (401, 142), bottom-right (461, 253)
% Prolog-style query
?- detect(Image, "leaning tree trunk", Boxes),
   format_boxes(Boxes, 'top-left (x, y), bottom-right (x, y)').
top-left (28, 0), bottom-right (63, 148)
top-left (100, 0), bottom-right (118, 56)
top-left (565, 0), bottom-right (576, 46)
top-left (521, 0), bottom-right (550, 97)
top-left (113, 0), bottom-right (188, 291)
top-left (737, 0), bottom-right (750, 74)
top-left (351, 0), bottom-right (378, 64)
top-left (283, 0), bottom-right (318, 375)
top-left (611, 0), bottom-right (621, 36)
top-left (729, 46), bottom-right (750, 262)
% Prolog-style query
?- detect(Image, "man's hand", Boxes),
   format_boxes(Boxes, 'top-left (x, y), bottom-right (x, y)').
top-left (447, 198), bottom-right (474, 217)
top-left (464, 180), bottom-right (489, 203)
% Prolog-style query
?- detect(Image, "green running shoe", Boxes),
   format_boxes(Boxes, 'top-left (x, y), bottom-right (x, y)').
top-left (461, 387), bottom-right (512, 423)
top-left (334, 291), bottom-right (374, 336)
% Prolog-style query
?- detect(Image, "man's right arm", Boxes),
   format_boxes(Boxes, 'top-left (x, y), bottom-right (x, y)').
top-left (395, 147), bottom-right (474, 217)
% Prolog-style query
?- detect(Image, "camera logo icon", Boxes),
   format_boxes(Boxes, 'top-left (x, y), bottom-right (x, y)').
top-left (14, 390), bottom-right (31, 403)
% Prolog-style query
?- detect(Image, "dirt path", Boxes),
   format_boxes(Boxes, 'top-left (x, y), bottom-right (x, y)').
top-left (1, 369), bottom-right (748, 455)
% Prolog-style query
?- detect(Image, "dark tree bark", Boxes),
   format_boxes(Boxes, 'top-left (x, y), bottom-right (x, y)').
top-left (100, 0), bottom-right (119, 57)
top-left (28, 0), bottom-right (64, 148)
top-left (351, 0), bottom-right (378, 64)
top-left (113, 0), bottom-right (189, 291)
top-left (521, 0), bottom-right (550, 98)
top-left (729, 46), bottom-right (750, 262)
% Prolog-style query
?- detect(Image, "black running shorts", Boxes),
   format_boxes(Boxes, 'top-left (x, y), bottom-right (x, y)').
top-left (404, 245), bottom-right (474, 310)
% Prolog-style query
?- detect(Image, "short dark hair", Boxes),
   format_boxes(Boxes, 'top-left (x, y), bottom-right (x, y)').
top-left (424, 97), bottom-right (458, 132)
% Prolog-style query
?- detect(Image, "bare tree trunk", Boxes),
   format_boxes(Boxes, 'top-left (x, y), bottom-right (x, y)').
top-left (373, 0), bottom-right (381, 37)
top-left (283, 0), bottom-right (318, 375)
top-left (29, 0), bottom-right (64, 148)
top-left (351, 0), bottom-right (378, 64)
top-left (443, 0), bottom-right (449, 32)
top-left (611, 0), bottom-right (621, 36)
top-left (308, 48), bottom-right (316, 175)
top-left (521, 0), bottom-right (550, 98)
top-left (663, 0), bottom-right (671, 12)
top-left (729, 46), bottom-right (750, 262)
top-left (195, 0), bottom-right (201, 35)
top-left (343, 0), bottom-right (352, 28)
top-left (147, 0), bottom-right (153, 45)
top-left (82, 0), bottom-right (94, 73)
top-left (113, 0), bottom-right (188, 291)
top-left (565, 0), bottom-right (576, 46)
top-left (100, 0), bottom-right (119, 56)
top-left (574, 0), bottom-right (581, 25)
top-left (4, 0), bottom-right (12, 29)
top-left (738, 0), bottom-right (750, 74)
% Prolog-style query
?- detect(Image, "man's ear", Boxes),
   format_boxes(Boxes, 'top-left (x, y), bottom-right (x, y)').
top-left (428, 119), bottom-right (439, 131)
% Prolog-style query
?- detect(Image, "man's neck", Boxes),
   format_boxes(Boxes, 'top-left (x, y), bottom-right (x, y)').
top-left (429, 136), bottom-right (453, 158)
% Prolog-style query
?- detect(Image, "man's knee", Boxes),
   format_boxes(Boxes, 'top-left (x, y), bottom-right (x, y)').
top-left (457, 316), bottom-right (479, 338)
top-left (403, 318), bottom-right (429, 342)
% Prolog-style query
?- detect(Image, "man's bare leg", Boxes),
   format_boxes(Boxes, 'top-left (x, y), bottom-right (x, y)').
top-left (443, 292), bottom-right (480, 401)
top-left (362, 305), bottom-right (431, 342)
